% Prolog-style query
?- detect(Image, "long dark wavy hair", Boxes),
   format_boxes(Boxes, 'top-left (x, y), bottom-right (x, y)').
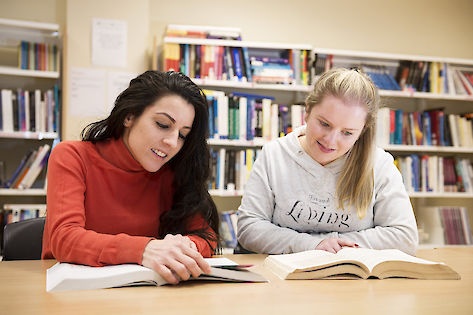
top-left (81, 70), bottom-right (219, 252)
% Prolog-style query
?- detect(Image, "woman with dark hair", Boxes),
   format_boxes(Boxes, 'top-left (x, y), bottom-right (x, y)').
top-left (42, 70), bottom-right (219, 284)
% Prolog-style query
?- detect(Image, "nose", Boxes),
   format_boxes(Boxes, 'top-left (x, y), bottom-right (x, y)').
top-left (323, 130), bottom-right (337, 147)
top-left (163, 130), bottom-right (179, 148)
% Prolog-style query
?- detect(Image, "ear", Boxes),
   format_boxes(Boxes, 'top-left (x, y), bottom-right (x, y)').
top-left (124, 114), bottom-right (134, 127)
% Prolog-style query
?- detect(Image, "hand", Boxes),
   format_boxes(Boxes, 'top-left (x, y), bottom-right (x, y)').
top-left (141, 234), bottom-right (211, 284)
top-left (316, 238), bottom-right (359, 253)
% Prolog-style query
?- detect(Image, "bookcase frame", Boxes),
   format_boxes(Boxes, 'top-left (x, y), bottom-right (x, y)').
top-left (0, 18), bottom-right (62, 224)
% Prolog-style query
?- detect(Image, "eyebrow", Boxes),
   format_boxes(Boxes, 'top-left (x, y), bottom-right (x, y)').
top-left (317, 115), bottom-right (360, 131)
top-left (156, 112), bottom-right (192, 130)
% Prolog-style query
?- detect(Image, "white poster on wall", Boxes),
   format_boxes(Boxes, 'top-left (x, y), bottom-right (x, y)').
top-left (92, 18), bottom-right (127, 68)
top-left (106, 71), bottom-right (137, 113)
top-left (69, 68), bottom-right (137, 118)
top-left (69, 67), bottom-right (107, 117)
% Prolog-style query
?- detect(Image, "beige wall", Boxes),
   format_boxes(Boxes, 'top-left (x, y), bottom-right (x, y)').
top-left (2, 0), bottom-right (473, 140)
top-left (149, 0), bottom-right (473, 60)
top-left (62, 0), bottom-right (150, 140)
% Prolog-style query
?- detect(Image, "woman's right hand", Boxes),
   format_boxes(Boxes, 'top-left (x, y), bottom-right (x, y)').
top-left (316, 237), bottom-right (358, 253)
top-left (141, 234), bottom-right (211, 284)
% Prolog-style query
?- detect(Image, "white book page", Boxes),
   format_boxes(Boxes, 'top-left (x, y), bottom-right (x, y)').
top-left (337, 247), bottom-right (441, 272)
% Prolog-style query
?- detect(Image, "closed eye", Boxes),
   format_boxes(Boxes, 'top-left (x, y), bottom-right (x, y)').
top-left (156, 121), bottom-right (169, 129)
top-left (319, 120), bottom-right (330, 127)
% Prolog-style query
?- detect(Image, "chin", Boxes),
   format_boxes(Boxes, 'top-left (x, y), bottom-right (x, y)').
top-left (142, 162), bottom-right (163, 173)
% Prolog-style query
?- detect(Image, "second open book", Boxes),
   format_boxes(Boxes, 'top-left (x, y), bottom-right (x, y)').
top-left (264, 247), bottom-right (460, 280)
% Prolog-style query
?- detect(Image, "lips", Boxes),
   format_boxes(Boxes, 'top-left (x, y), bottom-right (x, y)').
top-left (317, 141), bottom-right (335, 153)
top-left (151, 148), bottom-right (167, 158)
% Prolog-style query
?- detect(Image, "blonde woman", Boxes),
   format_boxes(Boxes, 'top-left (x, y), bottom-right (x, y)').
top-left (237, 68), bottom-right (418, 255)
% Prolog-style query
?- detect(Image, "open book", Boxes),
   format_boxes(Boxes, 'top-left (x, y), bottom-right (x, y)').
top-left (264, 247), bottom-right (460, 280)
top-left (47, 257), bottom-right (267, 292)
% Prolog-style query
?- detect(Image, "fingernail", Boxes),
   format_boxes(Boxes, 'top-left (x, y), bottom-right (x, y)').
top-left (354, 243), bottom-right (360, 247)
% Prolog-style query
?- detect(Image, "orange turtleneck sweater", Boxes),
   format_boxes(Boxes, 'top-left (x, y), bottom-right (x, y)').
top-left (42, 138), bottom-right (216, 265)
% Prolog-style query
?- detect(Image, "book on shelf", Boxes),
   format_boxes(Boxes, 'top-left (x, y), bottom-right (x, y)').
top-left (165, 24), bottom-right (242, 40)
top-left (375, 107), bottom-right (473, 148)
top-left (1, 87), bottom-right (60, 133)
top-left (2, 204), bottom-right (46, 224)
top-left (3, 144), bottom-right (51, 189)
top-left (209, 147), bottom-right (259, 192)
top-left (16, 143), bottom-right (51, 189)
top-left (18, 40), bottom-right (60, 72)
top-left (264, 247), bottom-right (460, 280)
top-left (160, 28), bottom-right (312, 86)
top-left (395, 154), bottom-right (472, 194)
top-left (3, 148), bottom-right (36, 188)
top-left (46, 257), bottom-right (267, 292)
top-left (416, 206), bottom-right (472, 245)
top-left (219, 210), bottom-right (238, 249)
top-left (1, 89), bottom-right (14, 132)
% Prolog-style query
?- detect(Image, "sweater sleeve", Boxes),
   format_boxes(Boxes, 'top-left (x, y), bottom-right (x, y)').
top-left (237, 144), bottom-right (336, 254)
top-left (186, 214), bottom-right (218, 258)
top-left (337, 150), bottom-right (419, 255)
top-left (42, 142), bottom-right (152, 265)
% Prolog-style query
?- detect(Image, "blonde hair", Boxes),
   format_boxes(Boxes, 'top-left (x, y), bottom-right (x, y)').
top-left (305, 68), bottom-right (380, 218)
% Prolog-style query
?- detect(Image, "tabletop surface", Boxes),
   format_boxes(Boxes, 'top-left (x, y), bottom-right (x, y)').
top-left (1, 247), bottom-right (472, 315)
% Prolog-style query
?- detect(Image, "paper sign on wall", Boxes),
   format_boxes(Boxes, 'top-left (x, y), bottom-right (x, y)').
top-left (92, 18), bottom-right (127, 68)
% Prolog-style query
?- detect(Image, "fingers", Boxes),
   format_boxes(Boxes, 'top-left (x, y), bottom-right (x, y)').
top-left (316, 238), bottom-right (359, 253)
top-left (338, 238), bottom-right (359, 248)
top-left (142, 236), bottom-right (211, 284)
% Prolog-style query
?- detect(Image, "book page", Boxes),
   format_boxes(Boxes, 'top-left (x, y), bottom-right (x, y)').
top-left (265, 249), bottom-right (361, 273)
top-left (337, 247), bottom-right (441, 272)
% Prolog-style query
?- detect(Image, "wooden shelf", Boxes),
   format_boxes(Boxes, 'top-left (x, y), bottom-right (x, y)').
top-left (0, 131), bottom-right (58, 140)
top-left (0, 66), bottom-right (59, 79)
top-left (0, 188), bottom-right (46, 196)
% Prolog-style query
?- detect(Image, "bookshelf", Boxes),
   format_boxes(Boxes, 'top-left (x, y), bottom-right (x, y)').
top-left (156, 28), bottom-right (473, 248)
top-left (0, 18), bottom-right (61, 230)
top-left (313, 48), bottom-right (473, 247)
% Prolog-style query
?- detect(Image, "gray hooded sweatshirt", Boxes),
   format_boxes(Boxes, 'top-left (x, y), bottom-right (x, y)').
top-left (237, 125), bottom-right (419, 255)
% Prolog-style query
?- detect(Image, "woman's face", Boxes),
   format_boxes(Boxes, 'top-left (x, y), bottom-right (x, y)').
top-left (302, 95), bottom-right (367, 166)
top-left (122, 94), bottom-right (195, 172)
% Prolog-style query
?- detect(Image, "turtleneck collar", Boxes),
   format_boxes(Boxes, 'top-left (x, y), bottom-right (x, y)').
top-left (96, 138), bottom-right (145, 172)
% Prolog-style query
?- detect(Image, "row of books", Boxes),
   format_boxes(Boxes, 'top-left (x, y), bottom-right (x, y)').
top-left (18, 40), bottom-right (60, 72)
top-left (376, 107), bottom-right (473, 147)
top-left (2, 143), bottom-right (51, 190)
top-left (0, 86), bottom-right (60, 133)
top-left (395, 61), bottom-right (448, 94)
top-left (395, 155), bottom-right (472, 193)
top-left (219, 210), bottom-right (238, 249)
top-left (162, 42), bottom-right (312, 86)
top-left (396, 61), bottom-right (473, 95)
top-left (448, 66), bottom-right (473, 96)
top-left (165, 24), bottom-right (242, 40)
top-left (312, 54), bottom-right (402, 91)
top-left (209, 147), bottom-right (261, 192)
top-left (205, 89), bottom-right (305, 142)
top-left (417, 206), bottom-right (472, 245)
top-left (1, 204), bottom-right (46, 225)
top-left (314, 53), bottom-right (473, 96)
